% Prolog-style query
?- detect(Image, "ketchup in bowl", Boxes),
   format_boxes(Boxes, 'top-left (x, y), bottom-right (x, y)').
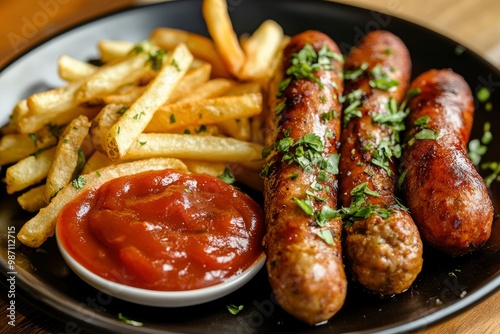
top-left (57, 169), bottom-right (265, 291)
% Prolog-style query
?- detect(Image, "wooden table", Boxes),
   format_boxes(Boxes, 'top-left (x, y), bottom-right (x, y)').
top-left (0, 0), bottom-right (498, 333)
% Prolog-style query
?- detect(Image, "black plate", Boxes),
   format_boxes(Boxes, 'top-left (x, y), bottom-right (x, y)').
top-left (1, 1), bottom-right (499, 333)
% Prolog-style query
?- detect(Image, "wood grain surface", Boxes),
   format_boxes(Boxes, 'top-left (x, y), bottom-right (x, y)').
top-left (0, 0), bottom-right (498, 333)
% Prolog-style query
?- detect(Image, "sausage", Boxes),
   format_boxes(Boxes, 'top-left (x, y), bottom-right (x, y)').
top-left (262, 30), bottom-right (347, 324)
top-left (338, 30), bottom-right (423, 295)
top-left (400, 69), bottom-right (493, 256)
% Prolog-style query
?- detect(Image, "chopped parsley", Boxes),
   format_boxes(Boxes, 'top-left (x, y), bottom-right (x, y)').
top-left (218, 167), bottom-right (235, 185)
top-left (28, 133), bottom-right (38, 148)
top-left (278, 44), bottom-right (339, 96)
top-left (344, 62), bottom-right (368, 81)
top-left (72, 175), bottom-right (86, 189)
top-left (227, 304), bottom-right (244, 315)
top-left (147, 49), bottom-right (167, 71)
top-left (117, 106), bottom-right (129, 115)
top-left (369, 65), bottom-right (400, 91)
top-left (341, 182), bottom-right (392, 227)
top-left (118, 313), bottom-right (143, 327)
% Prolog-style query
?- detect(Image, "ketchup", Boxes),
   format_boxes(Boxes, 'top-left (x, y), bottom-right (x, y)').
top-left (57, 169), bottom-right (265, 291)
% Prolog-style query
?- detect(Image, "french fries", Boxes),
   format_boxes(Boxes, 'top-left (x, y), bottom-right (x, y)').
top-left (150, 27), bottom-right (231, 78)
top-left (3, 0), bottom-right (287, 248)
top-left (17, 185), bottom-right (46, 212)
top-left (144, 92), bottom-right (262, 133)
top-left (124, 133), bottom-right (263, 162)
top-left (58, 55), bottom-right (97, 82)
top-left (17, 158), bottom-right (188, 248)
top-left (27, 79), bottom-right (83, 115)
top-left (5, 147), bottom-right (56, 194)
top-left (98, 39), bottom-right (135, 63)
top-left (45, 115), bottom-right (91, 202)
top-left (0, 127), bottom-right (57, 166)
top-left (76, 53), bottom-right (152, 103)
top-left (202, 0), bottom-right (246, 76)
top-left (105, 43), bottom-right (194, 161)
top-left (238, 20), bottom-right (284, 80)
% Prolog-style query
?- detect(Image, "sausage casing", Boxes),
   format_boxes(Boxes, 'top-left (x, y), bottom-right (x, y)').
top-left (262, 30), bottom-right (347, 324)
top-left (400, 69), bottom-right (493, 256)
top-left (338, 30), bottom-right (423, 295)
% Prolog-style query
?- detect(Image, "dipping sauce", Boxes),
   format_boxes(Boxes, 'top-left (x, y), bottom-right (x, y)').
top-left (57, 169), bottom-right (265, 291)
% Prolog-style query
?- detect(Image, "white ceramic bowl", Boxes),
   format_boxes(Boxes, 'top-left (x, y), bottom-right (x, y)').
top-left (56, 228), bottom-right (266, 307)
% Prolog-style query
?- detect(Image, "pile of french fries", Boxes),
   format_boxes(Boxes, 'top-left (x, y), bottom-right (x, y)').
top-left (0, 0), bottom-right (288, 248)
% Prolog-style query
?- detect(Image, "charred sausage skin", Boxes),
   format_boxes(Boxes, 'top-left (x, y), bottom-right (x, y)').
top-left (262, 30), bottom-right (347, 325)
top-left (338, 30), bottom-right (423, 295)
top-left (400, 69), bottom-right (493, 256)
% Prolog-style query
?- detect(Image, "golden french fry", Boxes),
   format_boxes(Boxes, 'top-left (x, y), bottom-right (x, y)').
top-left (144, 92), bottom-right (262, 133)
top-left (183, 159), bottom-right (227, 176)
top-left (58, 55), bottom-right (97, 81)
top-left (90, 104), bottom-right (124, 152)
top-left (202, 0), bottom-right (246, 76)
top-left (176, 78), bottom-right (234, 103)
top-left (17, 104), bottom-right (101, 134)
top-left (217, 117), bottom-right (252, 141)
top-left (105, 43), bottom-right (194, 161)
top-left (76, 52), bottom-right (152, 103)
top-left (98, 40), bottom-right (135, 63)
top-left (27, 79), bottom-right (83, 115)
top-left (5, 147), bottom-right (56, 194)
top-left (124, 133), bottom-right (263, 162)
top-left (0, 127), bottom-right (58, 166)
top-left (165, 62), bottom-right (211, 103)
top-left (45, 115), bottom-right (91, 202)
top-left (238, 20), bottom-right (284, 80)
top-left (17, 185), bottom-right (47, 212)
top-left (81, 150), bottom-right (114, 174)
top-left (150, 27), bottom-right (231, 78)
top-left (102, 62), bottom-right (212, 106)
top-left (102, 85), bottom-right (146, 106)
top-left (8, 100), bottom-right (29, 131)
top-left (223, 81), bottom-right (262, 96)
top-left (17, 157), bottom-right (188, 248)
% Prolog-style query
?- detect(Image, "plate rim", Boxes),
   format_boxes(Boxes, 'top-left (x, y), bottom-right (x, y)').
top-left (0, 0), bottom-right (499, 333)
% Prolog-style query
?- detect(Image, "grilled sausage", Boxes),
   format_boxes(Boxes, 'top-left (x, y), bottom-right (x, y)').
top-left (338, 30), bottom-right (423, 295)
top-left (400, 69), bottom-right (493, 256)
top-left (262, 30), bottom-right (347, 324)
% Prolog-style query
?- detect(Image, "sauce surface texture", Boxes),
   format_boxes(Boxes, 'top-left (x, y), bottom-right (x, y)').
top-left (58, 169), bottom-right (265, 291)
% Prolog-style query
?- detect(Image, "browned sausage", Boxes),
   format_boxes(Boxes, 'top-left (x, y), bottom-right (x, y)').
top-left (262, 30), bottom-right (346, 324)
top-left (338, 30), bottom-right (423, 295)
top-left (400, 69), bottom-right (493, 256)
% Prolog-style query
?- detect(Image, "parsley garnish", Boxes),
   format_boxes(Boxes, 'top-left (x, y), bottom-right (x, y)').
top-left (72, 175), bottom-right (86, 189)
top-left (344, 62), bottom-right (368, 81)
top-left (118, 313), bottom-right (143, 327)
top-left (369, 65), bottom-right (400, 91)
top-left (227, 304), bottom-right (244, 315)
top-left (317, 229), bottom-right (335, 245)
top-left (279, 44), bottom-right (338, 96)
top-left (147, 49), bottom-right (167, 71)
top-left (341, 182), bottom-right (392, 227)
top-left (218, 167), bottom-right (235, 185)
